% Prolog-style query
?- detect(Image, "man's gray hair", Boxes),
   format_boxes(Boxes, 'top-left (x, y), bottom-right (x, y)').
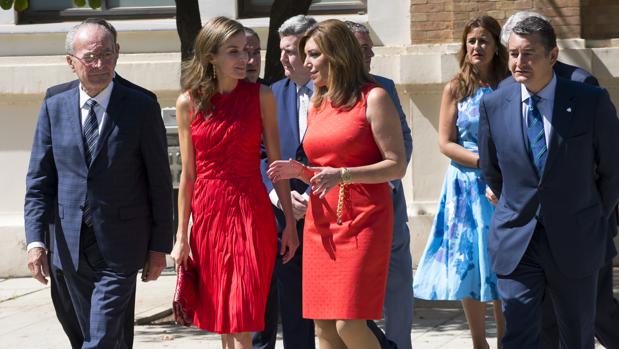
top-left (278, 15), bottom-right (317, 37)
top-left (344, 21), bottom-right (369, 34)
top-left (244, 26), bottom-right (259, 41)
top-left (501, 11), bottom-right (549, 46)
top-left (65, 18), bottom-right (117, 55)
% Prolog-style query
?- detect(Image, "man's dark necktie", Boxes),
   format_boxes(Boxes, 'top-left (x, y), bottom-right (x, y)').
top-left (526, 95), bottom-right (547, 175)
top-left (83, 99), bottom-right (98, 226)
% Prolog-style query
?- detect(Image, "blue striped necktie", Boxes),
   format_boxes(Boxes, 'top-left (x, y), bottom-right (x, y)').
top-left (526, 95), bottom-right (547, 175)
top-left (83, 99), bottom-right (98, 226)
top-left (83, 99), bottom-right (99, 166)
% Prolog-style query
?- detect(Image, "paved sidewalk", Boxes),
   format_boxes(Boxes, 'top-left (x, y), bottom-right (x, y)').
top-left (1, 269), bottom-right (616, 348)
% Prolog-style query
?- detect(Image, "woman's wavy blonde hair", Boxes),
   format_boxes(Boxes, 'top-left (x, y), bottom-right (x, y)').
top-left (181, 16), bottom-right (245, 115)
top-left (452, 15), bottom-right (509, 101)
top-left (299, 19), bottom-right (373, 110)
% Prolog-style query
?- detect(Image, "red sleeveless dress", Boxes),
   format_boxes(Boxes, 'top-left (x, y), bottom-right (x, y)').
top-left (189, 81), bottom-right (277, 333)
top-left (302, 84), bottom-right (394, 319)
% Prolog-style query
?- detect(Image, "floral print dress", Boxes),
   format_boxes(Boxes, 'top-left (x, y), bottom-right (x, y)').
top-left (413, 87), bottom-right (499, 301)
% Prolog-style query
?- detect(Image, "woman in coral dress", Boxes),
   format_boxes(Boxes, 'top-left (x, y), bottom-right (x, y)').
top-left (268, 19), bottom-right (407, 349)
top-left (171, 17), bottom-right (298, 349)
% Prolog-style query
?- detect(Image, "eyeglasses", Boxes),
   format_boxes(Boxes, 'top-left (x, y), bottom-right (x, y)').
top-left (68, 51), bottom-right (116, 65)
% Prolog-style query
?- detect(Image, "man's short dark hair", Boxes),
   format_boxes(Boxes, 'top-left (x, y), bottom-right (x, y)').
top-left (512, 16), bottom-right (556, 53)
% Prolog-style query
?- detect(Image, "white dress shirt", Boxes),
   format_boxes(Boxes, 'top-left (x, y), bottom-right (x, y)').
top-left (520, 74), bottom-right (556, 149)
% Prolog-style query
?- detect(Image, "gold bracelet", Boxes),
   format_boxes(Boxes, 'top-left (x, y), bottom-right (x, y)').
top-left (336, 168), bottom-right (351, 225)
top-left (336, 183), bottom-right (346, 225)
top-left (340, 168), bottom-right (351, 185)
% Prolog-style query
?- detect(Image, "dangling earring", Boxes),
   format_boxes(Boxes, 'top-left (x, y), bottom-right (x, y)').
top-left (495, 49), bottom-right (499, 56)
top-left (209, 63), bottom-right (217, 80)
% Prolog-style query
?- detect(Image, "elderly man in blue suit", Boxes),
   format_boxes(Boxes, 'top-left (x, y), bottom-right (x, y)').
top-left (254, 14), bottom-right (318, 349)
top-left (24, 19), bottom-right (173, 348)
top-left (346, 21), bottom-right (414, 349)
top-left (42, 19), bottom-right (159, 349)
top-left (497, 12), bottom-right (619, 349)
top-left (479, 16), bottom-right (619, 349)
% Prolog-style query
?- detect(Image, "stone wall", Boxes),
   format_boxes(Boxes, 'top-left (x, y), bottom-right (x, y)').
top-left (410, 0), bottom-right (601, 44)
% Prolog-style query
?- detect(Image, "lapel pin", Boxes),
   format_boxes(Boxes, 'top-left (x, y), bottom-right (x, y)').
top-left (566, 107), bottom-right (572, 112)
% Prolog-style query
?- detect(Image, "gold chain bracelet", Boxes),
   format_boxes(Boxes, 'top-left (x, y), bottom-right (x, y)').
top-left (336, 168), bottom-right (351, 225)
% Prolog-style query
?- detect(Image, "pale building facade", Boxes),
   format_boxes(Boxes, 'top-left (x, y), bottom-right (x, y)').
top-left (1, 0), bottom-right (617, 276)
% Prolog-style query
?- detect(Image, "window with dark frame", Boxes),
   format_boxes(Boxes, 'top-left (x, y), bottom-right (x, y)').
top-left (239, 0), bottom-right (367, 18)
top-left (18, 0), bottom-right (175, 24)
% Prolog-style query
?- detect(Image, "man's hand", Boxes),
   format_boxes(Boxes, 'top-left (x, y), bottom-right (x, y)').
top-left (27, 247), bottom-right (49, 285)
top-left (142, 251), bottom-right (166, 282)
top-left (291, 191), bottom-right (308, 220)
top-left (485, 186), bottom-right (498, 205)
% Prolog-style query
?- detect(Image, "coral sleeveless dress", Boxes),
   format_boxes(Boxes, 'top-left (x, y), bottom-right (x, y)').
top-left (189, 81), bottom-right (277, 333)
top-left (302, 84), bottom-right (393, 319)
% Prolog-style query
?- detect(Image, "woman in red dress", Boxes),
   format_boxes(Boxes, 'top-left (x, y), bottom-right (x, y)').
top-left (171, 17), bottom-right (298, 349)
top-left (268, 19), bottom-right (407, 349)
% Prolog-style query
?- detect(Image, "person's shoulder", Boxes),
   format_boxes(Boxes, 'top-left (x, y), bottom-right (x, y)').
top-left (481, 82), bottom-right (514, 107)
top-left (554, 61), bottom-right (598, 86)
top-left (116, 82), bottom-right (158, 108)
top-left (497, 75), bottom-right (517, 89)
top-left (270, 77), bottom-right (291, 91)
top-left (370, 74), bottom-right (395, 90)
top-left (559, 76), bottom-right (604, 99)
top-left (45, 80), bottom-right (79, 99)
top-left (366, 83), bottom-right (390, 105)
top-left (115, 74), bottom-right (157, 101)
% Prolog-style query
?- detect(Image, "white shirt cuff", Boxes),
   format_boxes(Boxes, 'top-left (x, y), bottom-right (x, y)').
top-left (269, 189), bottom-right (280, 208)
top-left (301, 192), bottom-right (310, 201)
top-left (27, 241), bottom-right (46, 252)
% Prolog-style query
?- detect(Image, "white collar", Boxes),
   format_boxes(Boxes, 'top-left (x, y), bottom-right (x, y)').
top-left (79, 80), bottom-right (114, 110)
top-left (521, 73), bottom-right (557, 104)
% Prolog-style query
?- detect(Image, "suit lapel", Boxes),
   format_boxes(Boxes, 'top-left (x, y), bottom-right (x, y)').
top-left (65, 86), bottom-right (87, 167)
top-left (285, 80), bottom-right (301, 145)
top-left (504, 84), bottom-right (538, 176)
top-left (299, 80), bottom-right (314, 143)
top-left (91, 83), bottom-right (125, 165)
top-left (541, 78), bottom-right (576, 180)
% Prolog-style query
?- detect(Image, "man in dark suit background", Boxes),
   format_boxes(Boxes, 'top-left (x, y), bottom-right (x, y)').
top-left (25, 18), bottom-right (172, 348)
top-left (254, 15), bottom-right (317, 349)
top-left (346, 20), bottom-right (414, 349)
top-left (479, 16), bottom-right (619, 348)
top-left (498, 12), bottom-right (619, 349)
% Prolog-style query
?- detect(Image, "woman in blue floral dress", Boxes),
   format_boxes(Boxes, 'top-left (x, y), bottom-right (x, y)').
top-left (413, 16), bottom-right (508, 349)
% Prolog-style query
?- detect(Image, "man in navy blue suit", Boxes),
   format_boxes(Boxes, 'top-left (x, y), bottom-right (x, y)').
top-left (253, 14), bottom-right (317, 349)
top-left (25, 19), bottom-right (172, 348)
top-left (479, 16), bottom-right (619, 349)
top-left (346, 21), bottom-right (414, 349)
top-left (498, 12), bottom-right (619, 349)
top-left (42, 19), bottom-right (159, 349)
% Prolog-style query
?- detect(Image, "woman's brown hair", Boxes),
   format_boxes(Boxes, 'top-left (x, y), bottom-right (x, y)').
top-left (180, 16), bottom-right (244, 116)
top-left (299, 19), bottom-right (373, 110)
top-left (452, 15), bottom-right (509, 101)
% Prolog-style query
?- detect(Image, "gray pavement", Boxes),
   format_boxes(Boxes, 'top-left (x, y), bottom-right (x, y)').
top-left (1, 269), bottom-right (616, 348)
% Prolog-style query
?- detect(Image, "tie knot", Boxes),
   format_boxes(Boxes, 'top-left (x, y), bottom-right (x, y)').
top-left (85, 99), bottom-right (97, 109)
top-left (299, 86), bottom-right (310, 96)
top-left (528, 95), bottom-right (541, 107)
